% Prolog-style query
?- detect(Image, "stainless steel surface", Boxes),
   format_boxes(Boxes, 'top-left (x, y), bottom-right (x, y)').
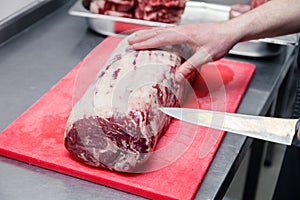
top-left (160, 108), bottom-right (297, 145)
top-left (230, 41), bottom-right (283, 57)
top-left (69, 0), bottom-right (299, 51)
top-left (0, 0), bottom-right (37, 22)
top-left (198, 0), bottom-right (250, 5)
top-left (0, 1), bottom-right (298, 200)
top-left (0, 0), bottom-right (69, 44)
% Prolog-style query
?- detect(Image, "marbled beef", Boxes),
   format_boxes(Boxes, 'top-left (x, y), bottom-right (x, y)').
top-left (85, 0), bottom-right (187, 23)
top-left (134, 0), bottom-right (187, 23)
top-left (64, 37), bottom-right (186, 172)
top-left (89, 0), bottom-right (135, 18)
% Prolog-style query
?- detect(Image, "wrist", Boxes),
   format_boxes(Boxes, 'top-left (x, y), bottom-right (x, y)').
top-left (221, 19), bottom-right (247, 46)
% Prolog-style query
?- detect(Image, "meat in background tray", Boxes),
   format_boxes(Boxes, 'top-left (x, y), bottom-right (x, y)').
top-left (83, 0), bottom-right (187, 23)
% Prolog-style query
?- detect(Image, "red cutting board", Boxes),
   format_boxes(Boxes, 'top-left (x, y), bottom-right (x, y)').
top-left (0, 36), bottom-right (255, 200)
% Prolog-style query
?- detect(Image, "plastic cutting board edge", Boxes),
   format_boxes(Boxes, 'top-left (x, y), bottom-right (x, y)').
top-left (0, 36), bottom-right (256, 200)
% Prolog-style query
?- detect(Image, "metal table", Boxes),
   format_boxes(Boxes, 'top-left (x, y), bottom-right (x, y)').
top-left (0, 1), bottom-right (298, 200)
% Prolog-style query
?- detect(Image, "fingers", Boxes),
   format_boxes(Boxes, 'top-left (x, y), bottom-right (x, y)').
top-left (230, 4), bottom-right (251, 13)
top-left (128, 26), bottom-right (213, 83)
top-left (128, 27), bottom-right (189, 50)
top-left (175, 48), bottom-right (212, 82)
top-left (229, 4), bottom-right (251, 18)
top-left (127, 29), bottom-right (156, 44)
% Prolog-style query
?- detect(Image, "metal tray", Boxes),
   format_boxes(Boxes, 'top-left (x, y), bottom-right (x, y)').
top-left (69, 1), bottom-right (230, 34)
top-left (69, 0), bottom-right (299, 57)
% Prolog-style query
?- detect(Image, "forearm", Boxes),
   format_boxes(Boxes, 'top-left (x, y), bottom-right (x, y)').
top-left (128, 0), bottom-right (300, 82)
top-left (226, 0), bottom-right (300, 42)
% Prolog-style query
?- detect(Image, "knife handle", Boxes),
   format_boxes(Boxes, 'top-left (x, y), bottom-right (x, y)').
top-left (292, 119), bottom-right (300, 147)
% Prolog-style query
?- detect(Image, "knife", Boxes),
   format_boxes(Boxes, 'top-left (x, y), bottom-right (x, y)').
top-left (159, 107), bottom-right (300, 145)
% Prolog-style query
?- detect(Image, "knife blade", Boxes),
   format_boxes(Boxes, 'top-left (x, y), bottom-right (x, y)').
top-left (159, 107), bottom-right (300, 145)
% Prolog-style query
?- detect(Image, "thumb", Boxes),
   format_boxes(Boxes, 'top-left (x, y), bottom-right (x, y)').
top-left (175, 48), bottom-right (212, 82)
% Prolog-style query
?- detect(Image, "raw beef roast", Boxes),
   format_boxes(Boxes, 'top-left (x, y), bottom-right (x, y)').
top-left (88, 0), bottom-right (136, 18)
top-left (84, 0), bottom-right (187, 23)
top-left (134, 0), bottom-right (187, 23)
top-left (64, 37), bottom-right (186, 172)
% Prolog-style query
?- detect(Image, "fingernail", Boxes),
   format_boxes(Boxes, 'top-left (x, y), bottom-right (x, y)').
top-left (127, 33), bottom-right (136, 41)
top-left (175, 72), bottom-right (184, 83)
top-left (230, 10), bottom-right (242, 18)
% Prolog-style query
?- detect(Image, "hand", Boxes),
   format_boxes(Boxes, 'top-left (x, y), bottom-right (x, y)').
top-left (229, 4), bottom-right (251, 18)
top-left (128, 22), bottom-right (240, 82)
